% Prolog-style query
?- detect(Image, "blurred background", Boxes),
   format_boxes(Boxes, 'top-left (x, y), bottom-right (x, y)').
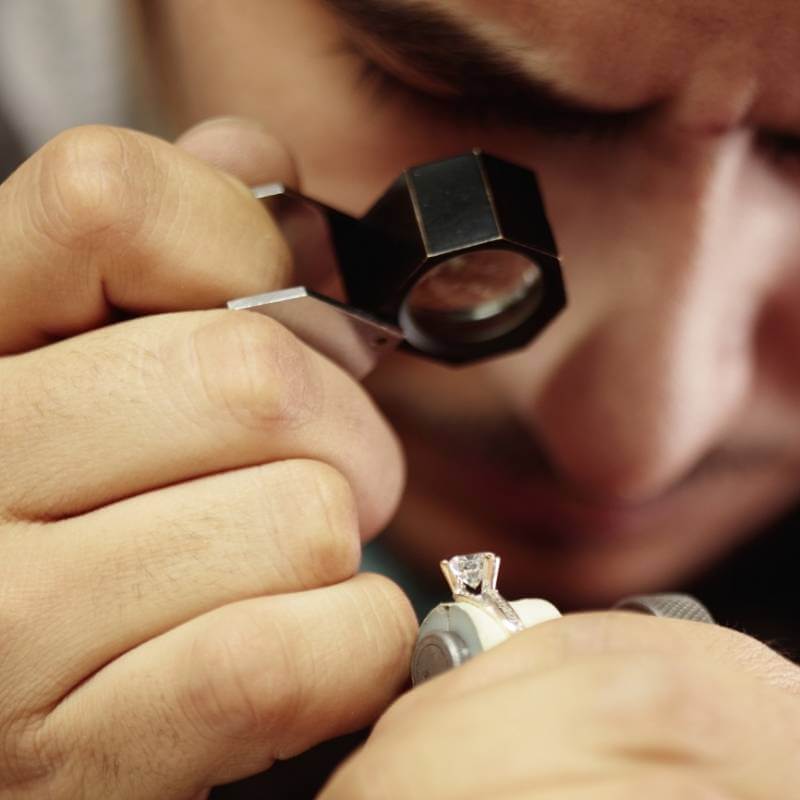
top-left (0, 0), bottom-right (157, 179)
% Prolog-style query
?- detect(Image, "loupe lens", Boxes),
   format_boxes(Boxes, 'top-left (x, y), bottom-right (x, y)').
top-left (400, 249), bottom-right (544, 346)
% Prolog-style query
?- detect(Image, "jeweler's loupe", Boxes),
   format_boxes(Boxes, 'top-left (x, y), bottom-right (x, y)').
top-left (228, 150), bottom-right (566, 378)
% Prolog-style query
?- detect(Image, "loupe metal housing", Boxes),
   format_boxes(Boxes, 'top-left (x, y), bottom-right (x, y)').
top-left (228, 150), bottom-right (566, 378)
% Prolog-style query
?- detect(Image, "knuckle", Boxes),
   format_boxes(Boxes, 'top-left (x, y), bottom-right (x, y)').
top-left (590, 653), bottom-right (734, 765)
top-left (276, 460), bottom-right (360, 586)
top-left (0, 715), bottom-right (70, 798)
top-left (188, 312), bottom-right (320, 431)
top-left (182, 609), bottom-right (303, 745)
top-left (35, 125), bottom-right (155, 250)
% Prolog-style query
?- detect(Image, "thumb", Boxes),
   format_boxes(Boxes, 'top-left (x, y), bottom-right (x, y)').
top-left (175, 116), bottom-right (299, 188)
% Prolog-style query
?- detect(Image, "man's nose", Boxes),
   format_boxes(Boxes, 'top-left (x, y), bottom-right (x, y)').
top-left (524, 130), bottom-right (795, 502)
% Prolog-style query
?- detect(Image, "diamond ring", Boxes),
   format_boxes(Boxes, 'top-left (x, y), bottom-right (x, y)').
top-left (412, 554), bottom-right (715, 686)
top-left (440, 552), bottom-right (524, 633)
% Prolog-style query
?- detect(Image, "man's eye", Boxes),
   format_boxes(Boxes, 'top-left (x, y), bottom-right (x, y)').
top-left (352, 51), bottom-right (487, 123)
top-left (350, 51), bottom-right (637, 142)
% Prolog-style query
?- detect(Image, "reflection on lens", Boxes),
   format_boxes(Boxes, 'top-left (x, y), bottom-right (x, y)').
top-left (401, 249), bottom-right (543, 346)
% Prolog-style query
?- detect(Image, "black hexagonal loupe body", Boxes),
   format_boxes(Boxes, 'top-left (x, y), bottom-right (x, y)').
top-left (332, 150), bottom-right (567, 364)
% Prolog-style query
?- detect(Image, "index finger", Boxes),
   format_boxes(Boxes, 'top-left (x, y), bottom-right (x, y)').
top-left (0, 124), bottom-right (291, 353)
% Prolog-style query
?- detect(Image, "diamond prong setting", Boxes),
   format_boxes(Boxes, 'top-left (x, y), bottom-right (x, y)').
top-left (440, 552), bottom-right (523, 633)
top-left (440, 552), bottom-right (499, 597)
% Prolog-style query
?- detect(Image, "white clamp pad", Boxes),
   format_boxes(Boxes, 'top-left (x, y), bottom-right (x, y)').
top-left (418, 597), bottom-right (562, 656)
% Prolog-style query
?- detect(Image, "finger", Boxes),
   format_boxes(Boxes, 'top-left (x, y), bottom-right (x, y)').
top-left (0, 309), bottom-right (404, 532)
top-left (0, 124), bottom-right (291, 354)
top-left (402, 611), bottom-right (800, 715)
top-left (345, 652), bottom-right (797, 800)
top-left (3, 460), bottom-right (361, 704)
top-left (43, 574), bottom-right (417, 800)
top-left (460, 774), bottom-right (729, 800)
top-left (324, 768), bottom-right (723, 800)
top-left (175, 116), bottom-right (299, 187)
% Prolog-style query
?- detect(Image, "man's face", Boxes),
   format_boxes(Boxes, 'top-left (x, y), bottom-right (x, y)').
top-left (146, 0), bottom-right (800, 605)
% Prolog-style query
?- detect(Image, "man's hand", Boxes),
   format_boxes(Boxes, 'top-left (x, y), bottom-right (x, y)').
top-left (0, 121), bottom-right (417, 799)
top-left (322, 612), bottom-right (800, 799)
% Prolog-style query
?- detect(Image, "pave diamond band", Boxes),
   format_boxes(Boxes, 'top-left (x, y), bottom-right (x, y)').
top-left (440, 552), bottom-right (524, 633)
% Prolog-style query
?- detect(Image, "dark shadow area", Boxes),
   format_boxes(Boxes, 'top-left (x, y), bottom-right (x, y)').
top-left (210, 729), bottom-right (367, 800)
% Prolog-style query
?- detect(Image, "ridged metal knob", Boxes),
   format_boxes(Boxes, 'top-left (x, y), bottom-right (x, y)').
top-left (613, 593), bottom-right (714, 623)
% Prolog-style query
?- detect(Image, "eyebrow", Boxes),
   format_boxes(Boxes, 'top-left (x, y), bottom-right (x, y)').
top-left (322, 0), bottom-right (654, 130)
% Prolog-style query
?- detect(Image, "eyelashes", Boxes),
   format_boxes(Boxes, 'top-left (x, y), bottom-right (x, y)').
top-left (341, 40), bottom-right (800, 179)
top-left (349, 49), bottom-right (638, 142)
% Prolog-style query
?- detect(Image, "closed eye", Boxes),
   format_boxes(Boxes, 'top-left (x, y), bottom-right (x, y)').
top-left (347, 45), bottom-right (650, 143)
